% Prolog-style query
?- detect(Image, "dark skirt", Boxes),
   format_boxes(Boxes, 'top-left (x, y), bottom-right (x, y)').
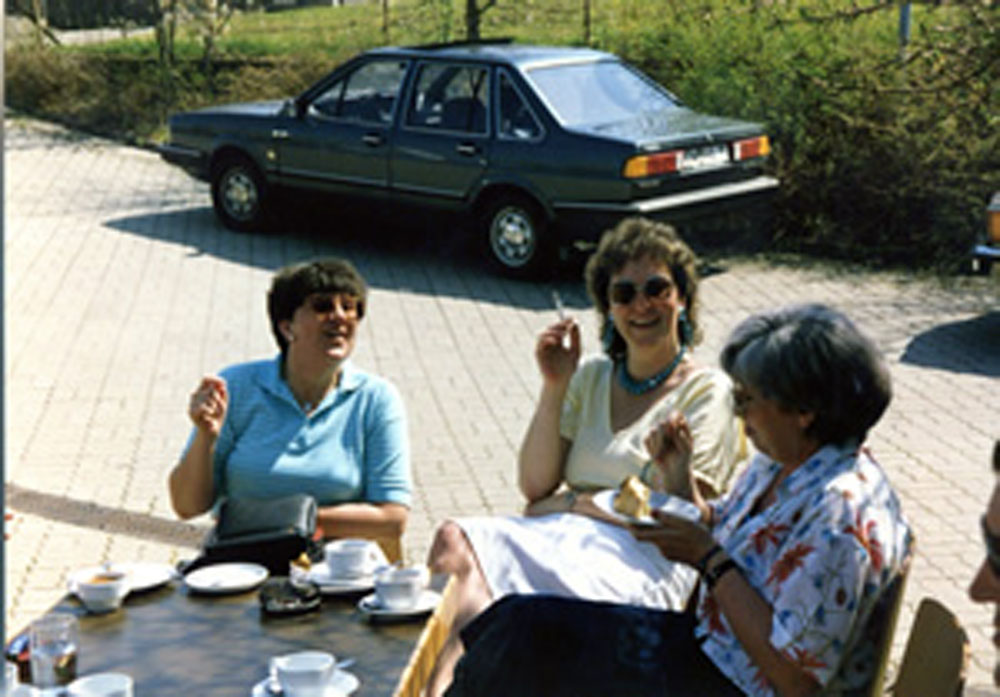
top-left (445, 595), bottom-right (745, 697)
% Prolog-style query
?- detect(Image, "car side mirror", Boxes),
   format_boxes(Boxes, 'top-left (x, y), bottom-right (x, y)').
top-left (282, 98), bottom-right (302, 118)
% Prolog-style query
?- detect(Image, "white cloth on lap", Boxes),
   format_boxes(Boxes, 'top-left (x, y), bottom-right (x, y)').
top-left (458, 512), bottom-right (697, 609)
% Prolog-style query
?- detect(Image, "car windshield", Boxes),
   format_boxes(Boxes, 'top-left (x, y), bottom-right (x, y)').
top-left (525, 59), bottom-right (679, 128)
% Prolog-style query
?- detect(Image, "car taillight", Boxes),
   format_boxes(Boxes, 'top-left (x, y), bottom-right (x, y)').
top-left (989, 193), bottom-right (1000, 244)
top-left (733, 136), bottom-right (770, 161)
top-left (623, 150), bottom-right (681, 178)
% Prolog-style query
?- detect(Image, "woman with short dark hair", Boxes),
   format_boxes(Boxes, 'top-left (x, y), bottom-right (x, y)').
top-left (168, 257), bottom-right (410, 542)
top-left (444, 303), bottom-right (911, 697)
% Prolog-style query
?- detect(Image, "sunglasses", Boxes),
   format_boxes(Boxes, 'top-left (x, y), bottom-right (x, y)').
top-left (609, 275), bottom-right (675, 306)
top-left (982, 515), bottom-right (1000, 576)
top-left (307, 294), bottom-right (359, 316)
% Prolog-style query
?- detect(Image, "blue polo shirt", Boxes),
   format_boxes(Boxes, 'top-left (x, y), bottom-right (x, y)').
top-left (183, 356), bottom-right (411, 508)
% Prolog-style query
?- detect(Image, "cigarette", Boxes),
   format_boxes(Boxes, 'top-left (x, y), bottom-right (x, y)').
top-left (552, 290), bottom-right (566, 321)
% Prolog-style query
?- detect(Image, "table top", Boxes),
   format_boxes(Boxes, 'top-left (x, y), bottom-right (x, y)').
top-left (47, 575), bottom-right (437, 697)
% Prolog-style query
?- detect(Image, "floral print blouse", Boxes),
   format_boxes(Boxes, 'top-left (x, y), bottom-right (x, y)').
top-left (696, 444), bottom-right (912, 696)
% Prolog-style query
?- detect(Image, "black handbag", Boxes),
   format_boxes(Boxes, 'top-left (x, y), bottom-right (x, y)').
top-left (182, 494), bottom-right (319, 577)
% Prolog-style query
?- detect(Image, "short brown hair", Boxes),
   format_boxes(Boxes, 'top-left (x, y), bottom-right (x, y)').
top-left (267, 258), bottom-right (367, 356)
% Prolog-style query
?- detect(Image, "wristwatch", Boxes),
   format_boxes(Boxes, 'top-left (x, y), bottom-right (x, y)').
top-left (704, 556), bottom-right (739, 590)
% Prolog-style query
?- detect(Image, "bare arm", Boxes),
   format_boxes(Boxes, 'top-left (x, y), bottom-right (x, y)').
top-left (517, 319), bottom-right (580, 502)
top-left (638, 413), bottom-right (820, 697)
top-left (317, 502), bottom-right (408, 540)
top-left (169, 376), bottom-right (227, 519)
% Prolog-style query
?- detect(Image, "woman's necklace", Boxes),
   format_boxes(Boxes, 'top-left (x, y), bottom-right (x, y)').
top-left (617, 346), bottom-right (686, 395)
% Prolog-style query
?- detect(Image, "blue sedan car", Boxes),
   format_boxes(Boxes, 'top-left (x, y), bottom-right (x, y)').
top-left (160, 40), bottom-right (778, 276)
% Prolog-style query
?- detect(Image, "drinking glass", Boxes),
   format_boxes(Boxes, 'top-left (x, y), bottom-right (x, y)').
top-left (29, 613), bottom-right (79, 690)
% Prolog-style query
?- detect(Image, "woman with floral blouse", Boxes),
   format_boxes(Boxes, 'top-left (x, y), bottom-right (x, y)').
top-left (442, 303), bottom-right (912, 697)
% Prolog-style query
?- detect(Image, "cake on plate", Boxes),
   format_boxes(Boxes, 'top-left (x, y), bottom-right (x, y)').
top-left (613, 475), bottom-right (651, 519)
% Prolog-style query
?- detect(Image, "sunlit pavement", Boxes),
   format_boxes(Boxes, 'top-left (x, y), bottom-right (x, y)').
top-left (4, 115), bottom-right (1000, 691)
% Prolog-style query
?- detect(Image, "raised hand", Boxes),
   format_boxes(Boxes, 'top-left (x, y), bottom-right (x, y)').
top-left (535, 318), bottom-right (581, 385)
top-left (188, 375), bottom-right (228, 437)
top-left (643, 411), bottom-right (695, 497)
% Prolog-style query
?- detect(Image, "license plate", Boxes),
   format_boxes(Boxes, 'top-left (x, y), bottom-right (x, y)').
top-left (681, 144), bottom-right (729, 171)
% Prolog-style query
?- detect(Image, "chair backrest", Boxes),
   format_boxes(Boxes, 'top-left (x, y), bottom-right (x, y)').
top-left (824, 550), bottom-right (912, 697)
top-left (889, 598), bottom-right (970, 697)
top-left (376, 534), bottom-right (404, 564)
top-left (860, 555), bottom-right (911, 697)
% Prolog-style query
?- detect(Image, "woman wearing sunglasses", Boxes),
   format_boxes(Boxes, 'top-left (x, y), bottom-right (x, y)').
top-left (168, 258), bottom-right (410, 542)
top-left (444, 304), bottom-right (911, 697)
top-left (424, 217), bottom-right (744, 697)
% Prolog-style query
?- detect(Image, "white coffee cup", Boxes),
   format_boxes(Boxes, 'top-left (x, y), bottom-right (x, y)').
top-left (76, 571), bottom-right (130, 614)
top-left (67, 672), bottom-right (134, 697)
top-left (374, 565), bottom-right (428, 611)
top-left (271, 651), bottom-right (335, 697)
top-left (324, 539), bottom-right (377, 579)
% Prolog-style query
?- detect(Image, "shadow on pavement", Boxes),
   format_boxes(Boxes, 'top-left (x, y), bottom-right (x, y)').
top-left (900, 311), bottom-right (1000, 377)
top-left (104, 202), bottom-right (596, 312)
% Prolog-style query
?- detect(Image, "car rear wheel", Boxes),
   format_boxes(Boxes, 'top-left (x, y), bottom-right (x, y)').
top-left (481, 194), bottom-right (551, 278)
top-left (211, 154), bottom-right (268, 232)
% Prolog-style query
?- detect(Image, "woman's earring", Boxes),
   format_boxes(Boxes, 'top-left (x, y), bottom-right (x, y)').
top-left (678, 308), bottom-right (694, 346)
top-left (602, 316), bottom-right (616, 353)
top-left (284, 331), bottom-right (295, 343)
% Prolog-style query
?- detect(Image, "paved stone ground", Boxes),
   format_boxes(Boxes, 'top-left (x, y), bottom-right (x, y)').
top-left (4, 115), bottom-right (1000, 692)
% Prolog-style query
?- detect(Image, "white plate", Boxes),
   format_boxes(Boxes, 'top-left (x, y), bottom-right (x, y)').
top-left (250, 670), bottom-right (359, 697)
top-left (592, 488), bottom-right (701, 527)
top-left (357, 590), bottom-right (441, 621)
top-left (184, 562), bottom-right (269, 595)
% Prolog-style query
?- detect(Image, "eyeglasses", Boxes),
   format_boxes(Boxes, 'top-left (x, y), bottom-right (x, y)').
top-left (609, 275), bottom-right (674, 306)
top-left (982, 515), bottom-right (1000, 576)
top-left (307, 294), bottom-right (359, 317)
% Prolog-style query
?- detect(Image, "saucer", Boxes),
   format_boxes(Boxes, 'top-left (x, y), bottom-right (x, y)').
top-left (250, 669), bottom-right (359, 697)
top-left (184, 562), bottom-right (269, 595)
top-left (357, 590), bottom-right (441, 621)
top-left (303, 566), bottom-right (376, 596)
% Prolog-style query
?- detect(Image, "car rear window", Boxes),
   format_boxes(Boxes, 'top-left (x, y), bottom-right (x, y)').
top-left (525, 59), bottom-right (679, 129)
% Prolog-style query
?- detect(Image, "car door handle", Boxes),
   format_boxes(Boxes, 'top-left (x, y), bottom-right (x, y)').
top-left (456, 143), bottom-right (479, 156)
top-left (362, 133), bottom-right (384, 147)
top-left (271, 129), bottom-right (289, 139)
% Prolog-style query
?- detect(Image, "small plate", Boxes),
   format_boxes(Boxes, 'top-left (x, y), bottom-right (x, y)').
top-left (357, 590), bottom-right (441, 621)
top-left (250, 670), bottom-right (359, 697)
top-left (68, 561), bottom-right (178, 596)
top-left (592, 488), bottom-right (700, 527)
top-left (184, 562), bottom-right (269, 595)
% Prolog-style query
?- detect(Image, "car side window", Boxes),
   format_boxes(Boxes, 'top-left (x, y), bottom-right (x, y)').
top-left (405, 63), bottom-right (489, 135)
top-left (308, 59), bottom-right (407, 124)
top-left (497, 71), bottom-right (542, 141)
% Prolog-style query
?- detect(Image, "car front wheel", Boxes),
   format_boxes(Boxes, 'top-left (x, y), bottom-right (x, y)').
top-left (211, 155), bottom-right (268, 232)
top-left (481, 194), bottom-right (551, 278)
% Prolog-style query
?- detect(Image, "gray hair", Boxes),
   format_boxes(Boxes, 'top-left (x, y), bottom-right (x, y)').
top-left (720, 303), bottom-right (891, 446)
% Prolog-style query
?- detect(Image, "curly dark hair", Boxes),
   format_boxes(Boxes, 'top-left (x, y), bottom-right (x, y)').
top-left (267, 257), bottom-right (367, 357)
top-left (584, 217), bottom-right (701, 362)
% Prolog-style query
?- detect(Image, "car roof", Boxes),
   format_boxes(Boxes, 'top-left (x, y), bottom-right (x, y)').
top-left (367, 40), bottom-right (614, 71)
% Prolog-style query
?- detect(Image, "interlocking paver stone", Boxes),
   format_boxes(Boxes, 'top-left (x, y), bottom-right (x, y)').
top-left (4, 115), bottom-right (999, 692)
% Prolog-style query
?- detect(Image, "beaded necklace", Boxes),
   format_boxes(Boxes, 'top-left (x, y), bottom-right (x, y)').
top-left (616, 346), bottom-right (687, 395)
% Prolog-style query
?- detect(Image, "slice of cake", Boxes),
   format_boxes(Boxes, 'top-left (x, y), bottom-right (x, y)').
top-left (614, 475), bottom-right (651, 519)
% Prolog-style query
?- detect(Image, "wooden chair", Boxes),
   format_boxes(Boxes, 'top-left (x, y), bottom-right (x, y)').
top-left (376, 534), bottom-right (404, 564)
top-left (859, 556), bottom-right (912, 697)
top-left (887, 597), bottom-right (970, 697)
